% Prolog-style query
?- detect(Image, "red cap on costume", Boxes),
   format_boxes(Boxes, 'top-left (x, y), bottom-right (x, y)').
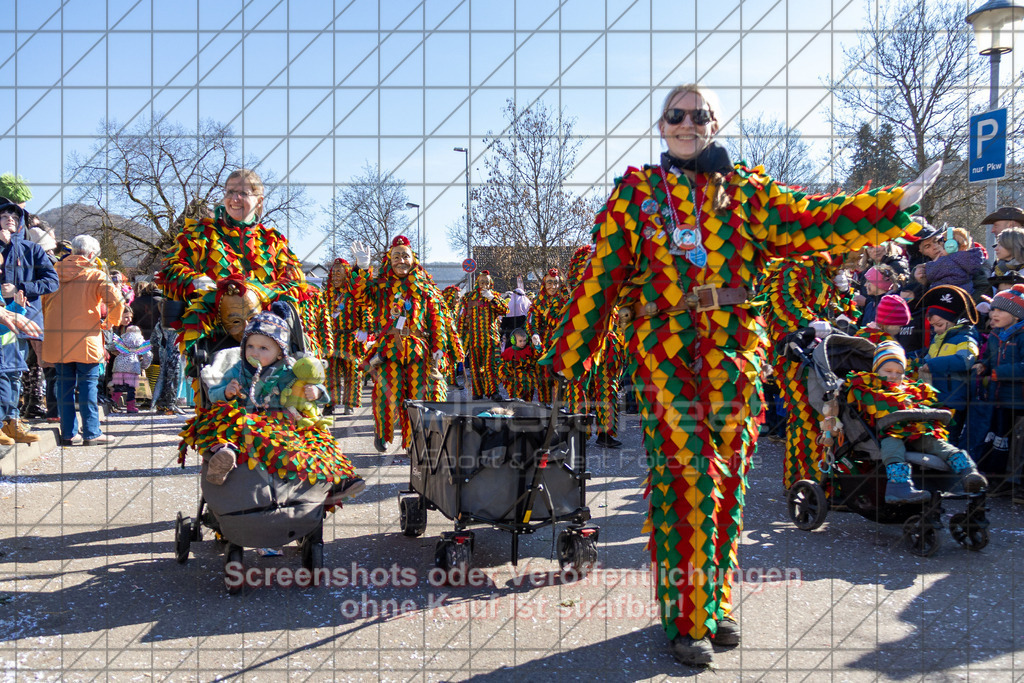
top-left (547, 268), bottom-right (560, 278)
top-left (392, 235), bottom-right (411, 248)
top-left (481, 270), bottom-right (490, 276)
top-left (334, 257), bottom-right (350, 266)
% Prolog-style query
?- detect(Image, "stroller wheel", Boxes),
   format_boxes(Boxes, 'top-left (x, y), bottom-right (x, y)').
top-left (949, 513), bottom-right (990, 552)
top-left (224, 545), bottom-right (244, 594)
top-left (902, 515), bottom-right (941, 557)
top-left (787, 480), bottom-right (828, 531)
top-left (174, 512), bottom-right (192, 564)
top-left (301, 541), bottom-right (324, 571)
top-left (399, 494), bottom-right (428, 537)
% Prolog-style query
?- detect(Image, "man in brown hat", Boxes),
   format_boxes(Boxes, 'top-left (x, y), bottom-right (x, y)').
top-left (981, 206), bottom-right (1024, 249)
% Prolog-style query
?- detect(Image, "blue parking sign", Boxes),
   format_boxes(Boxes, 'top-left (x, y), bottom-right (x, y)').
top-left (969, 108), bottom-right (1007, 183)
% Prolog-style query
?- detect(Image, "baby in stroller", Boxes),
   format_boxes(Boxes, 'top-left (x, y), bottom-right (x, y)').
top-left (202, 311), bottom-right (365, 505)
top-left (847, 340), bottom-right (987, 503)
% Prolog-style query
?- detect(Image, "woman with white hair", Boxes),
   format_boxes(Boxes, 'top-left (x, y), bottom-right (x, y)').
top-left (541, 83), bottom-right (942, 665)
top-left (41, 233), bottom-right (125, 446)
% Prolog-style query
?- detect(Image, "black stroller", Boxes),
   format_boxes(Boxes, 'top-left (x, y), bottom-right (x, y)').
top-left (172, 301), bottom-right (331, 592)
top-left (399, 388), bottom-right (598, 580)
top-left (782, 327), bottom-right (990, 557)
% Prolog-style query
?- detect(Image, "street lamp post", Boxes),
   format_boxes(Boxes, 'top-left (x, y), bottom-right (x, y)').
top-left (405, 202), bottom-right (421, 255)
top-left (454, 146), bottom-right (471, 286)
top-left (966, 0), bottom-right (1024, 250)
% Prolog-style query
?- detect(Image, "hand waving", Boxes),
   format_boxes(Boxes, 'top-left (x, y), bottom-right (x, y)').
top-left (351, 240), bottom-right (371, 269)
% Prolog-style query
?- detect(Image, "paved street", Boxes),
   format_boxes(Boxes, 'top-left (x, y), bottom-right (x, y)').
top-left (2, 392), bottom-right (1023, 681)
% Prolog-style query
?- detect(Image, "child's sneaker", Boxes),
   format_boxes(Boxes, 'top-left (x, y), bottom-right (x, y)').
top-left (206, 444), bottom-right (237, 485)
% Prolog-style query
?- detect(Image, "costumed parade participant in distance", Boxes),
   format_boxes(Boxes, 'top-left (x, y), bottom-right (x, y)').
top-left (457, 269), bottom-right (508, 400)
top-left (324, 258), bottom-right (369, 415)
top-left (527, 268), bottom-right (568, 403)
top-left (349, 236), bottom-right (449, 452)
top-left (540, 83), bottom-right (940, 665)
top-left (440, 284), bottom-right (466, 389)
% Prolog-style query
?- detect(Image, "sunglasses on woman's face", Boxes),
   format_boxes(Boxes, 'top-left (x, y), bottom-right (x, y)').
top-left (663, 108), bottom-right (714, 126)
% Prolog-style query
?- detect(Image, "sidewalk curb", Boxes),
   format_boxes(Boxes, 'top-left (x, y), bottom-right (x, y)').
top-left (0, 425), bottom-right (59, 476)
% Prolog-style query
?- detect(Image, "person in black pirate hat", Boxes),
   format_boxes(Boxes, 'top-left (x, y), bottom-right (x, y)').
top-left (914, 285), bottom-right (980, 444)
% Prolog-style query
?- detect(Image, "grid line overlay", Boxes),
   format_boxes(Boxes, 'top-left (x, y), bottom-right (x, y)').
top-left (0, 0), bottom-right (1018, 680)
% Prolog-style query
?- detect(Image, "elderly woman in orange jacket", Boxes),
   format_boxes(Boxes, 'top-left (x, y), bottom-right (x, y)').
top-left (41, 234), bottom-right (125, 446)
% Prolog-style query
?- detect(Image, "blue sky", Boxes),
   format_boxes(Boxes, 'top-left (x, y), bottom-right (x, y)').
top-left (0, 0), bottom-right (1013, 264)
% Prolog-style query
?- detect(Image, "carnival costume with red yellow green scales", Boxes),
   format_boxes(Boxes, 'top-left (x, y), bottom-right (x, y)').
top-left (560, 247), bottom-right (598, 416)
top-left (350, 237), bottom-right (448, 449)
top-left (541, 158), bottom-right (920, 643)
top-left (526, 269), bottom-right (569, 403)
top-left (457, 271), bottom-right (508, 398)
top-left (325, 259), bottom-right (369, 409)
top-left (499, 344), bottom-right (540, 401)
top-left (758, 254), bottom-right (855, 489)
top-left (296, 282), bottom-right (335, 361)
top-left (157, 206), bottom-right (306, 306)
top-left (845, 372), bottom-right (949, 441)
top-left (441, 285), bottom-right (465, 386)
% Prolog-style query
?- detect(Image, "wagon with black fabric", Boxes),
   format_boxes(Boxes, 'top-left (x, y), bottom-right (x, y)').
top-left (400, 397), bottom-right (598, 578)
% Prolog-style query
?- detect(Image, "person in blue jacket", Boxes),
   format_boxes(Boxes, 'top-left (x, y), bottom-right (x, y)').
top-left (0, 200), bottom-right (57, 443)
top-left (971, 284), bottom-right (1024, 498)
top-left (916, 286), bottom-right (981, 444)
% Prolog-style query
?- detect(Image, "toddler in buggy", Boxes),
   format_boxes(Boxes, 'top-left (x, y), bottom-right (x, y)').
top-left (848, 341), bottom-right (986, 503)
top-left (175, 307), bottom-right (363, 591)
top-left (785, 328), bottom-right (991, 556)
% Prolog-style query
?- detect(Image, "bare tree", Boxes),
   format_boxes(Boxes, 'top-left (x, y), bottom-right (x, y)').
top-left (455, 100), bottom-right (595, 285)
top-left (66, 116), bottom-right (311, 271)
top-left (728, 113), bottom-right (819, 187)
top-left (827, 0), bottom-right (1020, 227)
top-left (324, 163), bottom-right (414, 264)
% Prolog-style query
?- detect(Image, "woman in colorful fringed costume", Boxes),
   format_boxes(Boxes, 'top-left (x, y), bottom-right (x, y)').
top-left (296, 281), bottom-right (335, 362)
top-left (527, 268), bottom-right (568, 402)
top-left (457, 270), bottom-right (508, 400)
top-left (157, 169), bottom-right (305, 307)
top-left (540, 84), bottom-right (940, 665)
top-left (349, 236), bottom-right (449, 453)
top-left (759, 254), bottom-right (857, 490)
top-left (156, 168), bottom-right (307, 411)
top-left (324, 258), bottom-right (369, 415)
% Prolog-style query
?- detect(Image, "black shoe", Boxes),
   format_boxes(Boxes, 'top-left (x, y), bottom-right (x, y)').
top-left (670, 635), bottom-right (713, 666)
top-left (455, 380), bottom-right (465, 390)
top-left (374, 436), bottom-right (387, 453)
top-left (595, 432), bottom-right (622, 449)
top-left (709, 615), bottom-right (740, 646)
top-left (59, 438), bottom-right (76, 447)
top-left (489, 393), bottom-right (502, 401)
top-left (323, 404), bottom-right (335, 416)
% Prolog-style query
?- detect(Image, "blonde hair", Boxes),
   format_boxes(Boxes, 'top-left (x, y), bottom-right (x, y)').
top-left (226, 168), bottom-right (264, 196)
top-left (660, 84), bottom-right (731, 215)
top-left (951, 227), bottom-right (971, 251)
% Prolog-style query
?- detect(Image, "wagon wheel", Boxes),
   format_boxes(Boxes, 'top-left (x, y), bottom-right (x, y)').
top-left (399, 494), bottom-right (427, 537)
top-left (558, 530), bottom-right (598, 578)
